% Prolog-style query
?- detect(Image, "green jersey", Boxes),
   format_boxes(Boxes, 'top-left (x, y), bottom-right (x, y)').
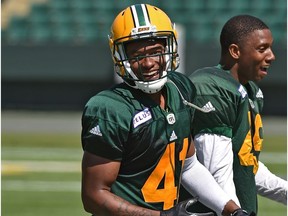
top-left (180, 66), bottom-right (264, 215)
top-left (81, 72), bottom-right (196, 211)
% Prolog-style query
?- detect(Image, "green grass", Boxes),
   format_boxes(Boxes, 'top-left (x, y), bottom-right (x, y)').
top-left (262, 135), bottom-right (287, 152)
top-left (1, 133), bottom-right (81, 148)
top-left (258, 196), bottom-right (287, 216)
top-left (256, 135), bottom-right (287, 216)
top-left (2, 132), bottom-right (287, 216)
top-left (2, 132), bottom-right (86, 216)
top-left (2, 191), bottom-right (85, 216)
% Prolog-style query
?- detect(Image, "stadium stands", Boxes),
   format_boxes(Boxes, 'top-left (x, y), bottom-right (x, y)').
top-left (2, 0), bottom-right (286, 114)
top-left (1, 0), bottom-right (287, 45)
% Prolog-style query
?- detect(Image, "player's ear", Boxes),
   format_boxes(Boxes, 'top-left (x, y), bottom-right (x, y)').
top-left (228, 44), bottom-right (240, 60)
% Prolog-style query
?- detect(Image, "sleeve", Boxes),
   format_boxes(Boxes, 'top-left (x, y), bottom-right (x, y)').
top-left (255, 161), bottom-right (287, 205)
top-left (194, 133), bottom-right (241, 207)
top-left (82, 113), bottom-right (123, 160)
top-left (181, 154), bottom-right (232, 216)
top-left (81, 97), bottom-right (130, 161)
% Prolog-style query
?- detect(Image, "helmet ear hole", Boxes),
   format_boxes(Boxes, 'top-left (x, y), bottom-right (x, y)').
top-left (114, 64), bottom-right (126, 77)
top-left (173, 53), bottom-right (180, 70)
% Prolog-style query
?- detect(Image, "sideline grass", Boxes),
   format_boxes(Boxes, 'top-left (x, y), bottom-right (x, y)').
top-left (2, 132), bottom-right (287, 216)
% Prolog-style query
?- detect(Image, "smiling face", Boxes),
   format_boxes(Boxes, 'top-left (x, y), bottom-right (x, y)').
top-left (125, 39), bottom-right (166, 82)
top-left (237, 29), bottom-right (275, 84)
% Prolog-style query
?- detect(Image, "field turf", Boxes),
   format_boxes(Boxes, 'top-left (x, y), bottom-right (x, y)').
top-left (2, 122), bottom-right (287, 215)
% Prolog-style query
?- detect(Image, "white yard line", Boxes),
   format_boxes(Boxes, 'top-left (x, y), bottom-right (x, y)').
top-left (1, 111), bottom-right (82, 133)
top-left (2, 152), bottom-right (286, 175)
top-left (2, 111), bottom-right (286, 135)
top-left (2, 147), bottom-right (82, 161)
top-left (3, 146), bottom-right (287, 163)
top-left (260, 152), bottom-right (287, 164)
top-left (2, 152), bottom-right (286, 192)
top-left (2, 180), bottom-right (80, 192)
top-left (2, 160), bottom-right (81, 174)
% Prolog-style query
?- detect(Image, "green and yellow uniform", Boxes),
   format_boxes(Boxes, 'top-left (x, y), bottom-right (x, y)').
top-left (180, 66), bottom-right (264, 215)
top-left (82, 72), bottom-right (196, 210)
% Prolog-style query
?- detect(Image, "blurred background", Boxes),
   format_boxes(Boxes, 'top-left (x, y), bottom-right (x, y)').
top-left (1, 0), bottom-right (287, 115)
top-left (1, 0), bottom-right (287, 215)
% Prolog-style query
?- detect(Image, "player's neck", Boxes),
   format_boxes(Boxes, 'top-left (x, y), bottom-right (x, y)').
top-left (149, 90), bottom-right (166, 110)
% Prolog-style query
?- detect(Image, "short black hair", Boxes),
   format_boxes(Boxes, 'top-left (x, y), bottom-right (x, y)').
top-left (220, 15), bottom-right (269, 54)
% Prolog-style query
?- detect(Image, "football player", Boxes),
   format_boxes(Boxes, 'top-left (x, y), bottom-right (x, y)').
top-left (81, 4), bottom-right (250, 216)
top-left (180, 15), bottom-right (287, 215)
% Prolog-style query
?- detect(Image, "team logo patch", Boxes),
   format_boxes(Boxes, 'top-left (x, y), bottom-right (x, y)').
top-left (166, 113), bottom-right (176, 125)
top-left (133, 108), bottom-right (152, 128)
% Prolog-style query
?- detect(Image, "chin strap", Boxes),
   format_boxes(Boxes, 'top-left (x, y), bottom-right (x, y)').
top-left (167, 79), bottom-right (214, 113)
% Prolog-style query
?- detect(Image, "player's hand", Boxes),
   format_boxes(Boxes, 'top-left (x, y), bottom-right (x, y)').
top-left (231, 209), bottom-right (256, 216)
top-left (160, 197), bottom-right (214, 216)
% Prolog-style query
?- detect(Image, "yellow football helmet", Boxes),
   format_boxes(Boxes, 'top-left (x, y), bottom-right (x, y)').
top-left (108, 4), bottom-right (179, 93)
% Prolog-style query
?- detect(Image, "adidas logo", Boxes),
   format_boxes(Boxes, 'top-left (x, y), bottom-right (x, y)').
top-left (169, 130), bottom-right (178, 141)
top-left (256, 89), bottom-right (263, 98)
top-left (89, 125), bottom-right (102, 136)
top-left (202, 101), bottom-right (216, 112)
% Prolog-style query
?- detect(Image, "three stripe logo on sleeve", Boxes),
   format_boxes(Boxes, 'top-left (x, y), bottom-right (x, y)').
top-left (201, 101), bottom-right (216, 112)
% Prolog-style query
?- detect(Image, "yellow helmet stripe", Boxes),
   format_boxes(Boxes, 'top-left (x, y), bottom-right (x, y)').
top-left (130, 4), bottom-right (150, 27)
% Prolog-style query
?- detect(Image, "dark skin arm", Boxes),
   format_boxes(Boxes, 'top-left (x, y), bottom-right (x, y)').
top-left (82, 141), bottom-right (241, 216)
top-left (81, 151), bottom-right (160, 216)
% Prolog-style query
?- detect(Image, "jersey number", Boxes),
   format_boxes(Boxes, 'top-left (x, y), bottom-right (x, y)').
top-left (141, 138), bottom-right (189, 210)
top-left (238, 112), bottom-right (263, 174)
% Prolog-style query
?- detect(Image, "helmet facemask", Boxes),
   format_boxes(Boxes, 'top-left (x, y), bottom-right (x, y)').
top-left (112, 31), bottom-right (179, 94)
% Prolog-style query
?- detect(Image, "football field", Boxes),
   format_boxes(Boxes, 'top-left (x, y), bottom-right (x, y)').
top-left (2, 111), bottom-right (287, 215)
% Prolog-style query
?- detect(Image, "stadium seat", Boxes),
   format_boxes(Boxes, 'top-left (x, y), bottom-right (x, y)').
top-left (183, 0), bottom-right (206, 12)
top-left (272, 0), bottom-right (287, 11)
top-left (182, 12), bottom-right (219, 43)
top-left (5, 16), bottom-right (28, 43)
top-left (1, 0), bottom-right (286, 45)
top-left (28, 4), bottom-right (50, 23)
top-left (115, 1), bottom-right (135, 11)
top-left (27, 4), bottom-right (52, 43)
top-left (229, 1), bottom-right (251, 14)
top-left (250, 0), bottom-right (272, 11)
top-left (92, 0), bottom-right (117, 11)
top-left (50, 9), bottom-right (73, 26)
top-left (29, 23), bottom-right (52, 43)
top-left (115, 0), bottom-right (160, 11)
top-left (49, 0), bottom-right (70, 11)
top-left (77, 23), bottom-right (98, 42)
top-left (205, 0), bottom-right (229, 13)
top-left (163, 0), bottom-right (182, 11)
top-left (70, 0), bottom-right (93, 11)
top-left (72, 9), bottom-right (97, 25)
top-left (52, 25), bottom-right (75, 43)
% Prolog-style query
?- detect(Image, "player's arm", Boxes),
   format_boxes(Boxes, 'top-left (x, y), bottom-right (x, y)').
top-left (182, 140), bottom-right (247, 216)
top-left (82, 150), bottom-right (211, 216)
top-left (194, 133), bottom-right (240, 206)
top-left (81, 151), bottom-right (159, 216)
top-left (255, 160), bottom-right (287, 205)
